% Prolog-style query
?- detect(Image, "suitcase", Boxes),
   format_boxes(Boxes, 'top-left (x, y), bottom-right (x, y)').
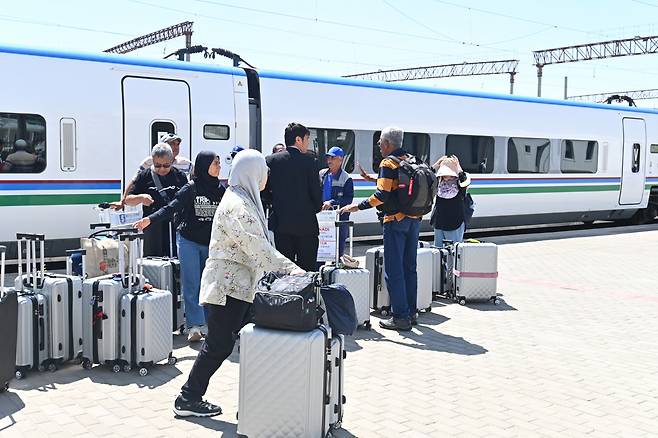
top-left (119, 233), bottom-right (176, 376)
top-left (329, 334), bottom-right (346, 428)
top-left (453, 241), bottom-right (499, 305)
top-left (321, 219), bottom-right (371, 329)
top-left (237, 323), bottom-right (342, 438)
top-left (81, 231), bottom-right (145, 372)
top-left (366, 246), bottom-right (390, 315)
top-left (0, 246), bottom-right (18, 390)
top-left (14, 234), bottom-right (52, 379)
top-left (416, 248), bottom-right (434, 313)
top-left (14, 237), bottom-right (86, 368)
top-left (139, 256), bottom-right (185, 334)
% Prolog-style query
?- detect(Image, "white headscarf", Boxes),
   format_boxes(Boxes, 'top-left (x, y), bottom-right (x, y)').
top-left (228, 149), bottom-right (270, 243)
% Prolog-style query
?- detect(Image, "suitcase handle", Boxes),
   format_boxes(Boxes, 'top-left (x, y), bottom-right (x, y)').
top-left (333, 218), bottom-right (356, 265)
top-left (16, 233), bottom-right (46, 290)
top-left (118, 232), bottom-right (144, 291)
top-left (0, 245), bottom-right (5, 294)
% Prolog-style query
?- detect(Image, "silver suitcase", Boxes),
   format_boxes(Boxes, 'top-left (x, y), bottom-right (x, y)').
top-left (120, 286), bottom-right (175, 376)
top-left (453, 241), bottom-right (499, 304)
top-left (140, 256), bottom-right (185, 333)
top-left (15, 292), bottom-right (49, 378)
top-left (366, 246), bottom-right (390, 315)
top-left (329, 334), bottom-right (346, 428)
top-left (321, 219), bottom-right (371, 329)
top-left (416, 248), bottom-right (434, 313)
top-left (81, 232), bottom-right (145, 372)
top-left (238, 324), bottom-right (340, 438)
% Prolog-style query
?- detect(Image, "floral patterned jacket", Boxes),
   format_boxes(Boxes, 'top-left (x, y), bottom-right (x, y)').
top-left (199, 187), bottom-right (299, 306)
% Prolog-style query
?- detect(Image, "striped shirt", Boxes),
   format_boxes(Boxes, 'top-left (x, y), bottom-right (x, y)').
top-left (357, 148), bottom-right (421, 223)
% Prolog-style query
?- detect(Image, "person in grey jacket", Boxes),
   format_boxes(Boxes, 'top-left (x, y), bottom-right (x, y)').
top-left (174, 149), bottom-right (304, 418)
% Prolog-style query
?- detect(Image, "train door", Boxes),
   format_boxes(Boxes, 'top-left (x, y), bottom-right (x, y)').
top-left (121, 77), bottom-right (191, 188)
top-left (619, 118), bottom-right (647, 205)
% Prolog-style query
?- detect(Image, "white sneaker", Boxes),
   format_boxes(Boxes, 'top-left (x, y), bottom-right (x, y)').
top-left (187, 326), bottom-right (203, 342)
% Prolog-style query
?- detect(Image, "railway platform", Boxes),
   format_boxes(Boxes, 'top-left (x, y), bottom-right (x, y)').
top-left (2, 224), bottom-right (658, 437)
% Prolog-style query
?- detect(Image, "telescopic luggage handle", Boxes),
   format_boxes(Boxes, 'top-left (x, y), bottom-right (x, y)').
top-left (16, 232), bottom-right (45, 291)
top-left (0, 245), bottom-right (5, 294)
top-left (118, 232), bottom-right (144, 291)
top-left (333, 218), bottom-right (356, 263)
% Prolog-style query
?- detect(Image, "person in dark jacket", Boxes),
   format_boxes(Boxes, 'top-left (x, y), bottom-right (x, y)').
top-left (134, 151), bottom-right (225, 342)
top-left (430, 155), bottom-right (471, 246)
top-left (262, 122), bottom-right (323, 271)
top-left (125, 143), bottom-right (188, 257)
top-left (320, 146), bottom-right (354, 257)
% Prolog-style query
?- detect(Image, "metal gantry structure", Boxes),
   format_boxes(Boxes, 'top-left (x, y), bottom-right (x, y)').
top-left (532, 35), bottom-right (658, 97)
top-left (568, 88), bottom-right (658, 103)
top-left (105, 21), bottom-right (193, 60)
top-left (345, 60), bottom-right (520, 94)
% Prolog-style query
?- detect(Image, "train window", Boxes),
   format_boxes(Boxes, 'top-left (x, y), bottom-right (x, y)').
top-left (445, 135), bottom-right (494, 173)
top-left (507, 137), bottom-right (550, 173)
top-left (372, 131), bottom-right (430, 172)
top-left (151, 121), bottom-right (175, 147)
top-left (203, 124), bottom-right (230, 140)
top-left (60, 118), bottom-right (76, 172)
top-left (309, 128), bottom-right (355, 173)
top-left (560, 140), bottom-right (598, 173)
top-left (651, 144), bottom-right (658, 154)
top-left (0, 112), bottom-right (46, 174)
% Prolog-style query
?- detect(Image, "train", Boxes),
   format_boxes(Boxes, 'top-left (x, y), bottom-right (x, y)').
top-left (1, 43), bottom-right (657, 259)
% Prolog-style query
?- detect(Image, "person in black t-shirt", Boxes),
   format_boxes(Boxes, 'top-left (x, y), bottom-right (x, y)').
top-left (430, 155), bottom-right (471, 246)
top-left (134, 151), bottom-right (225, 342)
top-left (124, 143), bottom-right (187, 257)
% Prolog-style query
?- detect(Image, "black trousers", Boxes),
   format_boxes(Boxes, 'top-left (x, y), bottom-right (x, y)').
top-left (181, 297), bottom-right (251, 401)
top-left (274, 233), bottom-right (319, 272)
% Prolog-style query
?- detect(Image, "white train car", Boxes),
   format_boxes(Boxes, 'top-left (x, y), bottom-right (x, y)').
top-left (1, 44), bottom-right (657, 259)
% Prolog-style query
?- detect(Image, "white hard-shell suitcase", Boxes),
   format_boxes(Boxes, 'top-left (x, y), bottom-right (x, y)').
top-left (366, 246), bottom-right (390, 315)
top-left (416, 248), bottom-right (434, 313)
top-left (329, 334), bottom-right (346, 428)
top-left (81, 232), bottom-right (145, 372)
top-left (321, 218), bottom-right (371, 329)
top-left (140, 257), bottom-right (184, 333)
top-left (238, 323), bottom-right (340, 438)
top-left (453, 241), bottom-right (499, 304)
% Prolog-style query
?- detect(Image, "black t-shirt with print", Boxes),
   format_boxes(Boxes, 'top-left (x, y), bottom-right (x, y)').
top-left (149, 181), bottom-right (226, 246)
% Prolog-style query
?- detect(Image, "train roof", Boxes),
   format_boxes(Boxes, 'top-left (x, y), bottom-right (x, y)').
top-left (3, 43), bottom-right (658, 116)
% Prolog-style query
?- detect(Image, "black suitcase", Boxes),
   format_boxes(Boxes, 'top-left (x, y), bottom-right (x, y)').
top-left (0, 245), bottom-right (18, 391)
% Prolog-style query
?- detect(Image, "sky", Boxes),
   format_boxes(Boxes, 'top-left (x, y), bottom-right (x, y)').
top-left (3, 0), bottom-right (658, 105)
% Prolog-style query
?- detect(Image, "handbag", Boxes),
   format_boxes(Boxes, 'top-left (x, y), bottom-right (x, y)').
top-left (253, 272), bottom-right (324, 331)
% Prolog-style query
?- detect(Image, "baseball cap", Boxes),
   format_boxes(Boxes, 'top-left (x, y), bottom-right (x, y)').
top-left (325, 146), bottom-right (345, 158)
top-left (231, 145), bottom-right (245, 155)
top-left (159, 133), bottom-right (182, 144)
top-left (436, 164), bottom-right (458, 177)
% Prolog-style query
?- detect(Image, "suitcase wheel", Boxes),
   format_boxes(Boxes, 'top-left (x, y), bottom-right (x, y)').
top-left (491, 297), bottom-right (499, 305)
top-left (139, 367), bottom-right (148, 377)
top-left (123, 364), bottom-right (132, 373)
top-left (167, 356), bottom-right (177, 366)
top-left (81, 360), bottom-right (92, 370)
top-left (0, 382), bottom-right (8, 392)
top-left (14, 370), bottom-right (24, 380)
top-left (37, 364), bottom-right (46, 373)
top-left (363, 321), bottom-right (372, 330)
top-left (458, 298), bottom-right (466, 306)
top-left (379, 309), bottom-right (389, 317)
top-left (112, 364), bottom-right (121, 373)
top-left (425, 306), bottom-right (432, 313)
top-left (48, 363), bottom-right (57, 373)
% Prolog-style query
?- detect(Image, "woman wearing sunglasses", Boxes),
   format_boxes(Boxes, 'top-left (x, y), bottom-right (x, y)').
top-left (124, 143), bottom-right (188, 257)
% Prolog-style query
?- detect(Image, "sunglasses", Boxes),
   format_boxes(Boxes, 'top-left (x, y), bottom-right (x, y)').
top-left (154, 163), bottom-right (172, 169)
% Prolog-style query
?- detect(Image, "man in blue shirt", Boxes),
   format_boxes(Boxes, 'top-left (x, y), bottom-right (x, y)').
top-left (320, 146), bottom-right (354, 257)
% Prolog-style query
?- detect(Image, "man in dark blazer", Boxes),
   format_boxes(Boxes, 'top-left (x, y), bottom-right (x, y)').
top-left (263, 122), bottom-right (322, 271)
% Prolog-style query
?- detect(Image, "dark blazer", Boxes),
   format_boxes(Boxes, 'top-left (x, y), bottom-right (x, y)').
top-left (263, 147), bottom-right (322, 236)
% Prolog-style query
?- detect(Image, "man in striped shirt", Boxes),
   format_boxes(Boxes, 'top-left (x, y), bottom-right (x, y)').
top-left (340, 127), bottom-right (421, 331)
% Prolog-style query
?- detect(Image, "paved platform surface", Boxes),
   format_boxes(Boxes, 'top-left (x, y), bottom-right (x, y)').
top-left (2, 224), bottom-right (658, 437)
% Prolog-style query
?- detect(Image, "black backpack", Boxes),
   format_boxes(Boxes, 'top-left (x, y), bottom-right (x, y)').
top-left (389, 155), bottom-right (438, 216)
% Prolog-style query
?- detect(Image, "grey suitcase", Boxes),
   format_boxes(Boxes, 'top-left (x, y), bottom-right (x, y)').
top-left (14, 233), bottom-right (51, 379)
top-left (321, 219), bottom-right (371, 329)
top-left (416, 248), bottom-right (434, 313)
top-left (453, 241), bottom-right (499, 304)
top-left (238, 323), bottom-right (340, 438)
top-left (366, 246), bottom-right (390, 315)
top-left (0, 246), bottom-right (18, 390)
top-left (81, 232), bottom-right (145, 372)
top-left (14, 238), bottom-right (85, 367)
top-left (329, 334), bottom-right (346, 428)
top-left (139, 256), bottom-right (185, 334)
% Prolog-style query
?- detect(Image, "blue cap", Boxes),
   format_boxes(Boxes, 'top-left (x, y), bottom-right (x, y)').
top-left (325, 146), bottom-right (344, 158)
top-left (231, 145), bottom-right (245, 154)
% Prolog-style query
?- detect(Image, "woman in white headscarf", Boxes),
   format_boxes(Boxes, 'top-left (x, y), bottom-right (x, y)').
top-left (174, 149), bottom-right (303, 418)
